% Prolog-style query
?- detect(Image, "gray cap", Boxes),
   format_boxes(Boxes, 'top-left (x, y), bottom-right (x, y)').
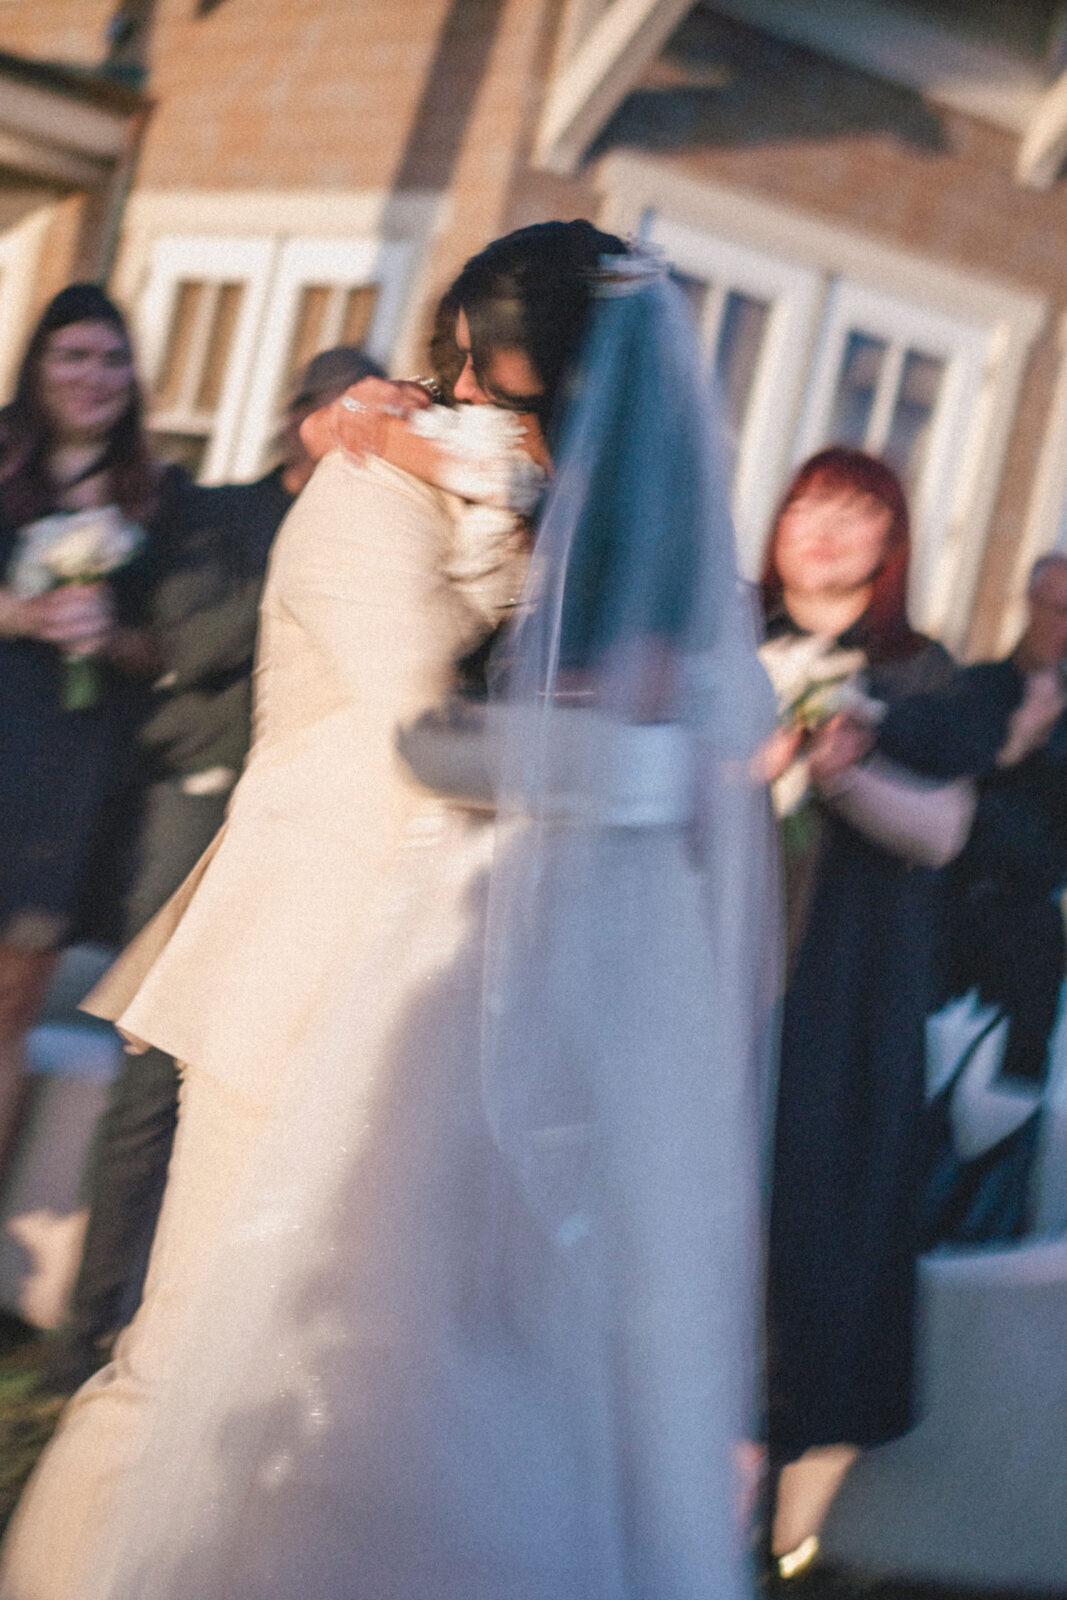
top-left (288, 345), bottom-right (386, 409)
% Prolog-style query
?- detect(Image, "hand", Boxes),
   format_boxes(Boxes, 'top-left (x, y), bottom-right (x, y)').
top-left (996, 668), bottom-right (1067, 767)
top-left (756, 724), bottom-right (804, 784)
top-left (514, 411), bottom-right (552, 474)
top-left (299, 378), bottom-right (433, 465)
top-left (10, 582), bottom-right (114, 655)
top-left (808, 713), bottom-right (875, 790)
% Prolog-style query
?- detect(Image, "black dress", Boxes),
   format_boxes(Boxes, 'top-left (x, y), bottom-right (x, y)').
top-left (0, 470), bottom-right (188, 951)
top-left (766, 615), bottom-right (958, 1461)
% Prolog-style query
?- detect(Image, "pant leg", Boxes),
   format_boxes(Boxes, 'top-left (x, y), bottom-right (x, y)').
top-left (0, 1063), bottom-right (270, 1600)
top-left (63, 1047), bottom-right (181, 1345)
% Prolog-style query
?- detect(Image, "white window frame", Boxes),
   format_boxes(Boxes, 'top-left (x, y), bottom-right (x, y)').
top-left (794, 279), bottom-right (993, 624)
top-left (136, 234), bottom-right (277, 483)
top-left (601, 153), bottom-right (1046, 651)
top-left (0, 205), bottom-right (55, 399)
top-left (114, 189), bottom-right (441, 484)
top-left (227, 235), bottom-right (414, 481)
top-left (641, 211), bottom-right (823, 576)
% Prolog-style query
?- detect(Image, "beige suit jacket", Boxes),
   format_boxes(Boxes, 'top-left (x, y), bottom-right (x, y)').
top-left (87, 450), bottom-right (484, 1107)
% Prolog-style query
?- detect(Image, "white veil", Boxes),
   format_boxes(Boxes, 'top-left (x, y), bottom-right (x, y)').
top-left (477, 256), bottom-right (782, 1595)
top-left (68, 258), bottom-right (780, 1600)
top-left (483, 255), bottom-right (779, 1178)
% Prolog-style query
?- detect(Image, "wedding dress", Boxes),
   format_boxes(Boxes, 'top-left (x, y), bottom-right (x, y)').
top-left (3, 263), bottom-right (778, 1600)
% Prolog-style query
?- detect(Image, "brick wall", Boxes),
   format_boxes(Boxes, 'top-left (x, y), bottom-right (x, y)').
top-left (0, 0), bottom-right (112, 65)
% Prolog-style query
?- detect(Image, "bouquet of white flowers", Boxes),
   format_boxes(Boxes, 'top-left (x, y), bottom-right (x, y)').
top-left (758, 632), bottom-right (885, 818)
top-left (7, 506), bottom-right (144, 710)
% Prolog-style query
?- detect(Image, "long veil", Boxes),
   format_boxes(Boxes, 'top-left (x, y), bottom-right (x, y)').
top-left (480, 256), bottom-right (782, 1596)
top-left (71, 259), bottom-right (780, 1600)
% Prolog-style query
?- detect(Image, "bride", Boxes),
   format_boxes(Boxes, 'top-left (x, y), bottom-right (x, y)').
top-left (2, 222), bottom-right (778, 1600)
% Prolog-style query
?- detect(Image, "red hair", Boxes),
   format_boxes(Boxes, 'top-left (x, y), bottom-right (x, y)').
top-left (760, 446), bottom-right (923, 660)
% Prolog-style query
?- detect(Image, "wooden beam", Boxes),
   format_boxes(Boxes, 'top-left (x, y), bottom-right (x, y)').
top-left (708, 0), bottom-right (1044, 133)
top-left (1017, 66), bottom-right (1067, 187)
top-left (533, 0), bottom-right (694, 174)
top-left (0, 130), bottom-right (108, 189)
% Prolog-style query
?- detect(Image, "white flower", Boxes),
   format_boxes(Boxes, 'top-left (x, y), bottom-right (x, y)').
top-left (759, 634), bottom-right (868, 717)
top-left (758, 633), bottom-right (885, 818)
top-left (7, 506), bottom-right (144, 597)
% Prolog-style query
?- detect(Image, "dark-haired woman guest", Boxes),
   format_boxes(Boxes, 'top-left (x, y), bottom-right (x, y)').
top-left (0, 284), bottom-right (183, 1177)
top-left (760, 449), bottom-right (965, 1489)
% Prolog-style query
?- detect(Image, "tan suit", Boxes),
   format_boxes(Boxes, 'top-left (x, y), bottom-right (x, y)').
top-left (0, 450), bottom-right (488, 1600)
top-left (88, 449), bottom-right (484, 1106)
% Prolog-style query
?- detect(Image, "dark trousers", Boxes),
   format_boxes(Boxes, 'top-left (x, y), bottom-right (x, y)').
top-left (64, 777), bottom-right (229, 1346)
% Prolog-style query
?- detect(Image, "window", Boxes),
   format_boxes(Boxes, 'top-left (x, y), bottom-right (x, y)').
top-left (646, 212), bottom-right (1007, 634)
top-left (0, 208), bottom-right (54, 400)
top-left (136, 233), bottom-right (415, 482)
top-left (603, 155), bottom-right (1045, 649)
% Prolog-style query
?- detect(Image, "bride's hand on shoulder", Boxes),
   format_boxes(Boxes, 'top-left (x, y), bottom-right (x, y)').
top-left (300, 378), bottom-right (433, 465)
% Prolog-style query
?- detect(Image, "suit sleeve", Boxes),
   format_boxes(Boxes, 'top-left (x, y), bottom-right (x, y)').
top-left (266, 451), bottom-right (471, 715)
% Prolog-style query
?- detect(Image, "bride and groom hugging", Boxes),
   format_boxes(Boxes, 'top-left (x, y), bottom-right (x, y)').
top-left (1, 222), bottom-right (776, 1600)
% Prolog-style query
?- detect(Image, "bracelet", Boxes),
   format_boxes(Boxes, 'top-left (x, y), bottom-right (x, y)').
top-left (408, 374), bottom-right (444, 402)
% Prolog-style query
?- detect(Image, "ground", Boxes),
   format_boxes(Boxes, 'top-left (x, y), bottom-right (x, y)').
top-left (0, 1304), bottom-right (1054, 1596)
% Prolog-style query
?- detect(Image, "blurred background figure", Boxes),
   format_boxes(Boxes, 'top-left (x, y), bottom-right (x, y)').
top-left (45, 343), bottom-right (384, 1393)
top-left (0, 285), bottom-right (184, 1190)
top-left (886, 553), bottom-right (1067, 1245)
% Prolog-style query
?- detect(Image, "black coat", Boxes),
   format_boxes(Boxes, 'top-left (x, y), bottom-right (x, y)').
top-left (896, 658), bottom-right (1067, 1088)
top-left (139, 468), bottom-right (293, 778)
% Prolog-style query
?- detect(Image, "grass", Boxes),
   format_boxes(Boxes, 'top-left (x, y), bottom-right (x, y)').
top-left (0, 1313), bottom-right (64, 1538)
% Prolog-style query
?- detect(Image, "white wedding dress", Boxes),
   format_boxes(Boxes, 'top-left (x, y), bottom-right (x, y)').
top-left (3, 273), bottom-right (775, 1600)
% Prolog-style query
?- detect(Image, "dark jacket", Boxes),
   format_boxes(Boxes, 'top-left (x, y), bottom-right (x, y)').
top-left (140, 468), bottom-right (293, 778)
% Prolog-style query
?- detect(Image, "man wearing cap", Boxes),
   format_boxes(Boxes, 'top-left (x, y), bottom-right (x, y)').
top-left (47, 345), bottom-right (384, 1389)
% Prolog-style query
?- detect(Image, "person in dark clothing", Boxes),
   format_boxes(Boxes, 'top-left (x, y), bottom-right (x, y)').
top-left (47, 346), bottom-right (385, 1390)
top-left (0, 284), bottom-right (186, 1184)
top-left (881, 553), bottom-right (1067, 1242)
top-left (761, 451), bottom-right (966, 1486)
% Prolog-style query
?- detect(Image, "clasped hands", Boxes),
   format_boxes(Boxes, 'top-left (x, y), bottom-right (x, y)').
top-left (996, 668), bottom-right (1067, 768)
top-left (759, 712), bottom-right (875, 791)
top-left (2, 581), bottom-right (114, 657)
top-left (299, 378), bottom-right (434, 464)
top-left (299, 378), bottom-right (552, 474)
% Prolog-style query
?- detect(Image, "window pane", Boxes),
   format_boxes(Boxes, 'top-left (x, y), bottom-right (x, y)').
top-left (883, 349), bottom-right (946, 488)
top-left (341, 284), bottom-right (378, 347)
top-left (827, 331), bottom-right (887, 446)
top-left (195, 282), bottom-right (243, 412)
top-left (153, 281), bottom-right (205, 412)
top-left (287, 285), bottom-right (333, 388)
top-left (714, 290), bottom-right (770, 448)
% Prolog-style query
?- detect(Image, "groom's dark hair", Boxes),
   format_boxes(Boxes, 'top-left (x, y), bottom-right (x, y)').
top-left (444, 220), bottom-right (629, 431)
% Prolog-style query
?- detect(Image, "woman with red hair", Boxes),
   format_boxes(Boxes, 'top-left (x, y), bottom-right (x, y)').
top-left (759, 447), bottom-right (968, 1559)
